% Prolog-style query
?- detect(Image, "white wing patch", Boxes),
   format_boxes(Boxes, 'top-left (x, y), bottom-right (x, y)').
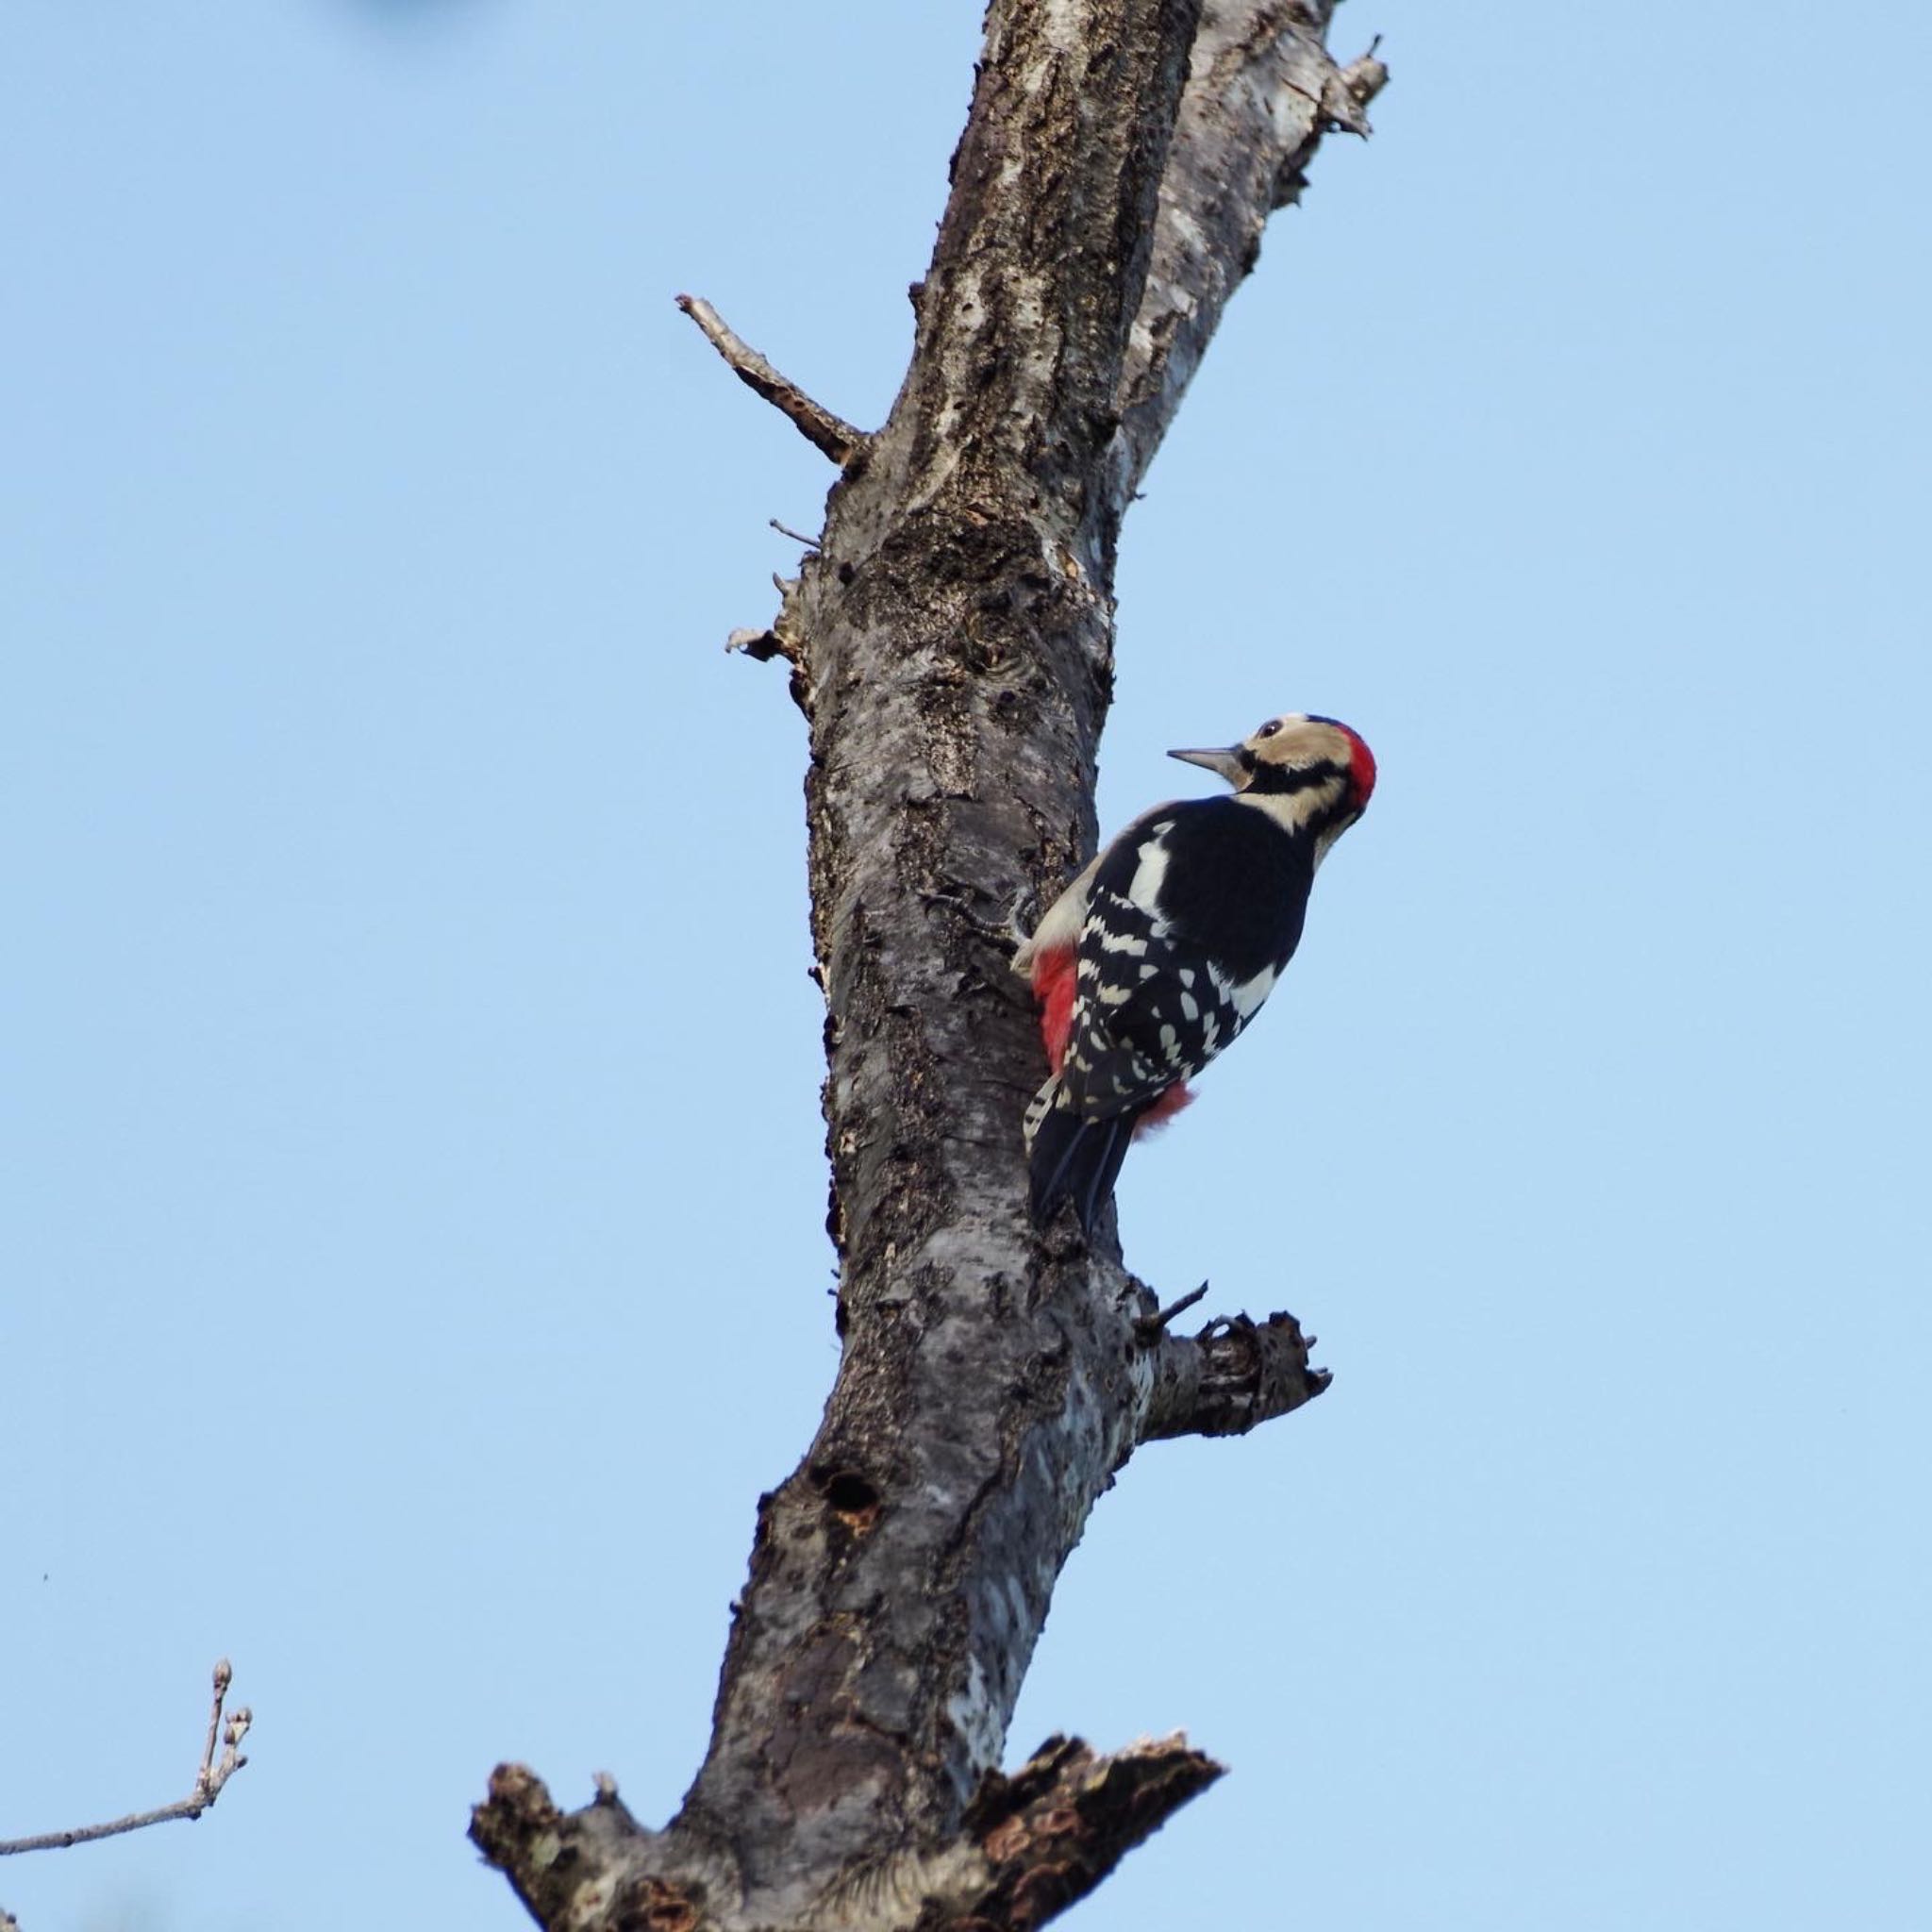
top-left (1126, 824), bottom-right (1175, 914)
top-left (1227, 963), bottom-right (1277, 1021)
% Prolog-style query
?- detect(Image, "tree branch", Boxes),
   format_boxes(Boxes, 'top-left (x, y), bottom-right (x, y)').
top-left (0, 1661), bottom-right (251, 1858)
top-left (935, 1733), bottom-right (1223, 1930)
top-left (676, 294), bottom-right (871, 469)
top-left (473, 1764), bottom-right (736, 1932)
top-left (1108, 1), bottom-right (1391, 506)
top-left (1141, 1309), bottom-right (1331, 1441)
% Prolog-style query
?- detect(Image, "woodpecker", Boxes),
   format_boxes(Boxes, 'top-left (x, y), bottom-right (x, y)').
top-left (1014, 712), bottom-right (1375, 1234)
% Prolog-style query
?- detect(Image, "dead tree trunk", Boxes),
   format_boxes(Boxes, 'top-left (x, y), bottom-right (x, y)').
top-left (473, 5), bottom-right (1385, 1927)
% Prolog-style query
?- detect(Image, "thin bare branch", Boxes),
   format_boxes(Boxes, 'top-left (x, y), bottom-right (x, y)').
top-left (0, 1661), bottom-right (252, 1858)
top-left (675, 293), bottom-right (870, 468)
top-left (1135, 1281), bottom-right (1209, 1341)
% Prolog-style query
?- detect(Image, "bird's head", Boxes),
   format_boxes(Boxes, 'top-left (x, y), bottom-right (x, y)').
top-left (1170, 713), bottom-right (1376, 817)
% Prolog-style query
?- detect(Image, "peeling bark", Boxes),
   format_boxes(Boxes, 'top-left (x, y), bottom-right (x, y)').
top-left (475, 4), bottom-right (1383, 1926)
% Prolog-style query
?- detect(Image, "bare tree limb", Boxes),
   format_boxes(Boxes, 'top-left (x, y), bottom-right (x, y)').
top-left (812, 1734), bottom-right (1224, 1931)
top-left (676, 294), bottom-right (871, 469)
top-left (1142, 1309), bottom-right (1331, 1441)
top-left (938, 1733), bottom-right (1224, 1930)
top-left (1109, 1), bottom-right (1391, 507)
top-left (0, 1660), bottom-right (251, 1858)
top-left (472, 1764), bottom-right (732, 1932)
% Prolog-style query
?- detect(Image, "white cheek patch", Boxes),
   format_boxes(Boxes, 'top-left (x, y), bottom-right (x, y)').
top-left (1236, 782), bottom-right (1341, 841)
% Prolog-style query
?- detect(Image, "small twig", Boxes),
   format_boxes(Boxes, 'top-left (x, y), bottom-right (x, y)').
top-left (675, 294), bottom-right (869, 468)
top-left (197, 1657), bottom-right (230, 1791)
top-left (770, 518), bottom-right (821, 550)
top-left (1134, 1282), bottom-right (1208, 1342)
top-left (0, 1661), bottom-right (252, 1857)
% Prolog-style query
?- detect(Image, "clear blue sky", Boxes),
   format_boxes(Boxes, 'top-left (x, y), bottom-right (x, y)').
top-left (5, 5), bottom-right (1928, 1928)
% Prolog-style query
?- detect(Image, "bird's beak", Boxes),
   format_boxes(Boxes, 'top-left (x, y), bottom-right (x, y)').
top-left (1167, 744), bottom-right (1247, 785)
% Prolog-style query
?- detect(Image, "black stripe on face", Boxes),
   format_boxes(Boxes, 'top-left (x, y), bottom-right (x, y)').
top-left (1243, 758), bottom-right (1343, 795)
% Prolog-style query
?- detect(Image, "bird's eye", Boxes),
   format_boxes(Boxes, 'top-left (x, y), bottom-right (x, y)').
top-left (1255, 719), bottom-right (1282, 739)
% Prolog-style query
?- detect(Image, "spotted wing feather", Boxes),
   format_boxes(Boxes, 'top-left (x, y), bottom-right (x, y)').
top-left (1056, 799), bottom-right (1311, 1119)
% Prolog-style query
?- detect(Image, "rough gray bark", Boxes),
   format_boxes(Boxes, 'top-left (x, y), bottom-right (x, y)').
top-left (473, 5), bottom-right (1385, 1928)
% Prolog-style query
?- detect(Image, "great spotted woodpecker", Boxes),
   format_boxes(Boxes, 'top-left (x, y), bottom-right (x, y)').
top-left (1014, 713), bottom-right (1375, 1234)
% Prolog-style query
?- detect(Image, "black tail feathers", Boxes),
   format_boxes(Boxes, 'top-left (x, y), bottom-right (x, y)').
top-left (1028, 1108), bottom-right (1140, 1235)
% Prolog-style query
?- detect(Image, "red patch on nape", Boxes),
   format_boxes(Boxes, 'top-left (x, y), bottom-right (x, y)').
top-left (1133, 1081), bottom-right (1193, 1136)
top-left (1031, 946), bottom-right (1078, 1074)
top-left (1341, 725), bottom-right (1377, 807)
